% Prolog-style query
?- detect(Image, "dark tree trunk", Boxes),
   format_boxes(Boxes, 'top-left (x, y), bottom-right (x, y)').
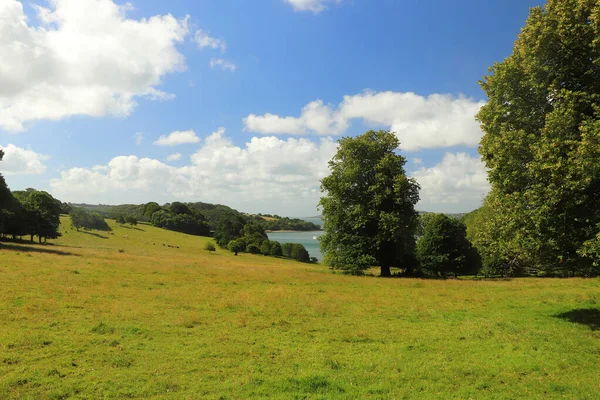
top-left (380, 265), bottom-right (391, 277)
top-left (30, 235), bottom-right (34, 243)
top-left (38, 236), bottom-right (42, 244)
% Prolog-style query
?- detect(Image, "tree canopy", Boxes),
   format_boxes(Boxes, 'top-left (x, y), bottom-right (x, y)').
top-left (417, 214), bottom-right (480, 277)
top-left (319, 130), bottom-right (420, 276)
top-left (474, 0), bottom-right (600, 276)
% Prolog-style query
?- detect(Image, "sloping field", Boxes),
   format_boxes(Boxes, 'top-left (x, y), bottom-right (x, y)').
top-left (1, 217), bottom-right (599, 399)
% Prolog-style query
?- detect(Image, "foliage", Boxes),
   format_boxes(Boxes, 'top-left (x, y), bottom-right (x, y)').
top-left (290, 243), bottom-right (310, 263)
top-left (227, 239), bottom-right (245, 255)
top-left (70, 208), bottom-right (111, 231)
top-left (319, 130), bottom-right (420, 276)
top-left (249, 214), bottom-right (321, 231)
top-left (476, 0), bottom-right (600, 276)
top-left (12, 189), bottom-right (62, 243)
top-left (204, 242), bottom-right (216, 253)
top-left (124, 215), bottom-right (138, 227)
top-left (150, 209), bottom-right (210, 236)
top-left (246, 244), bottom-right (260, 255)
top-left (142, 202), bottom-right (161, 219)
top-left (260, 240), bottom-right (272, 255)
top-left (213, 212), bottom-right (247, 248)
top-left (270, 241), bottom-right (283, 257)
top-left (416, 214), bottom-right (480, 277)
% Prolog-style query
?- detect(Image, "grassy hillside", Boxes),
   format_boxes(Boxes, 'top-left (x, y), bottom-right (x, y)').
top-left (1, 217), bottom-right (599, 399)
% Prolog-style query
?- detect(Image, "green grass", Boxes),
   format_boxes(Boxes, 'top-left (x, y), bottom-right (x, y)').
top-left (1, 217), bottom-right (599, 399)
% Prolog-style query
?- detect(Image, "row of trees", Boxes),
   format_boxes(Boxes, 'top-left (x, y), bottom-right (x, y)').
top-left (146, 202), bottom-right (211, 236)
top-left (0, 154), bottom-right (63, 243)
top-left (319, 0), bottom-right (600, 278)
top-left (70, 208), bottom-right (110, 231)
top-left (249, 214), bottom-right (321, 231)
top-left (213, 212), bottom-right (313, 262)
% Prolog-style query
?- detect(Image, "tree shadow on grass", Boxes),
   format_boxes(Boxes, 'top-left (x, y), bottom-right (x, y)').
top-left (81, 231), bottom-right (108, 239)
top-left (555, 308), bottom-right (600, 331)
top-left (0, 243), bottom-right (79, 257)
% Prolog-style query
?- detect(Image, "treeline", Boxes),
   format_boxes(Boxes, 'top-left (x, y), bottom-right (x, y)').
top-left (249, 214), bottom-right (321, 231)
top-left (213, 212), bottom-right (313, 262)
top-left (70, 208), bottom-right (110, 231)
top-left (70, 201), bottom-right (321, 235)
top-left (0, 153), bottom-right (65, 243)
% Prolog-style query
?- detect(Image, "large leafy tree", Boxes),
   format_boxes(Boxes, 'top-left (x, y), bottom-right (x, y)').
top-left (13, 190), bottom-right (62, 243)
top-left (319, 130), bottom-right (420, 276)
top-left (476, 0), bottom-right (600, 276)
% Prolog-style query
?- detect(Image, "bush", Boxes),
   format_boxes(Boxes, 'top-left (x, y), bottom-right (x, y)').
top-left (204, 242), bottom-right (216, 253)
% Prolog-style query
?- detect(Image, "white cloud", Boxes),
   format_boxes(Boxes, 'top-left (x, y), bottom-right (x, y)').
top-left (194, 29), bottom-right (226, 52)
top-left (284, 0), bottom-right (341, 14)
top-left (244, 91), bottom-right (485, 151)
top-left (210, 58), bottom-right (237, 72)
top-left (411, 153), bottom-right (490, 213)
top-left (49, 130), bottom-right (490, 214)
top-left (50, 128), bottom-right (338, 215)
top-left (166, 152), bottom-right (181, 162)
top-left (134, 132), bottom-right (144, 145)
top-left (0, 144), bottom-right (48, 175)
top-left (0, 0), bottom-right (189, 132)
top-left (153, 130), bottom-right (199, 146)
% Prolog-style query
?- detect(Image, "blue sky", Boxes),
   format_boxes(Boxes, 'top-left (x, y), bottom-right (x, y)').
top-left (0, 0), bottom-right (544, 216)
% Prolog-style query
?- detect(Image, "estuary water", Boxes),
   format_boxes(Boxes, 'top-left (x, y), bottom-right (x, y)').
top-left (267, 230), bottom-right (325, 261)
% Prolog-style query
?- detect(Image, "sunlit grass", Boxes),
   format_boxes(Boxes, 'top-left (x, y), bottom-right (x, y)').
top-left (1, 216), bottom-right (599, 398)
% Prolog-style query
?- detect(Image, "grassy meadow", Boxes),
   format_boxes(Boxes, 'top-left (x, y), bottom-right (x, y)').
top-left (1, 217), bottom-right (599, 399)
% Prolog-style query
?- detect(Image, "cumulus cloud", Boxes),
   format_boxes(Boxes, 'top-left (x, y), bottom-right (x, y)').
top-left (0, 0), bottom-right (189, 132)
top-left (0, 144), bottom-right (48, 175)
top-left (153, 130), bottom-right (199, 146)
top-left (411, 153), bottom-right (490, 212)
top-left (166, 152), bottom-right (182, 162)
top-left (194, 29), bottom-right (226, 52)
top-left (210, 58), bottom-right (237, 72)
top-left (244, 91), bottom-right (485, 151)
top-left (284, 0), bottom-right (341, 14)
top-left (50, 128), bottom-right (338, 215)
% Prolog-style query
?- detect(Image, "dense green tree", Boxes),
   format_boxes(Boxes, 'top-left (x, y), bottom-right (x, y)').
top-left (214, 212), bottom-right (246, 248)
top-left (227, 239), bottom-right (245, 256)
top-left (270, 241), bottom-right (283, 257)
top-left (70, 208), bottom-right (110, 231)
top-left (246, 244), bottom-right (260, 255)
top-left (319, 130), bottom-right (420, 276)
top-left (476, 0), bottom-right (600, 276)
top-left (125, 215), bottom-right (138, 227)
top-left (260, 240), bottom-right (271, 255)
top-left (150, 210), bottom-right (210, 236)
top-left (170, 202), bottom-right (192, 216)
top-left (416, 214), bottom-right (480, 277)
top-left (281, 242), bottom-right (293, 258)
top-left (115, 215), bottom-right (126, 224)
top-left (13, 190), bottom-right (62, 243)
top-left (143, 202), bottom-right (161, 219)
top-left (290, 243), bottom-right (310, 263)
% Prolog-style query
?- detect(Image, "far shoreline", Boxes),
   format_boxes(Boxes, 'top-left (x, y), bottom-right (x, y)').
top-left (266, 230), bottom-right (324, 233)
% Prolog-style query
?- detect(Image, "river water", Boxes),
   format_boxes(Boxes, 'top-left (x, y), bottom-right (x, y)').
top-left (267, 230), bottom-right (325, 261)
